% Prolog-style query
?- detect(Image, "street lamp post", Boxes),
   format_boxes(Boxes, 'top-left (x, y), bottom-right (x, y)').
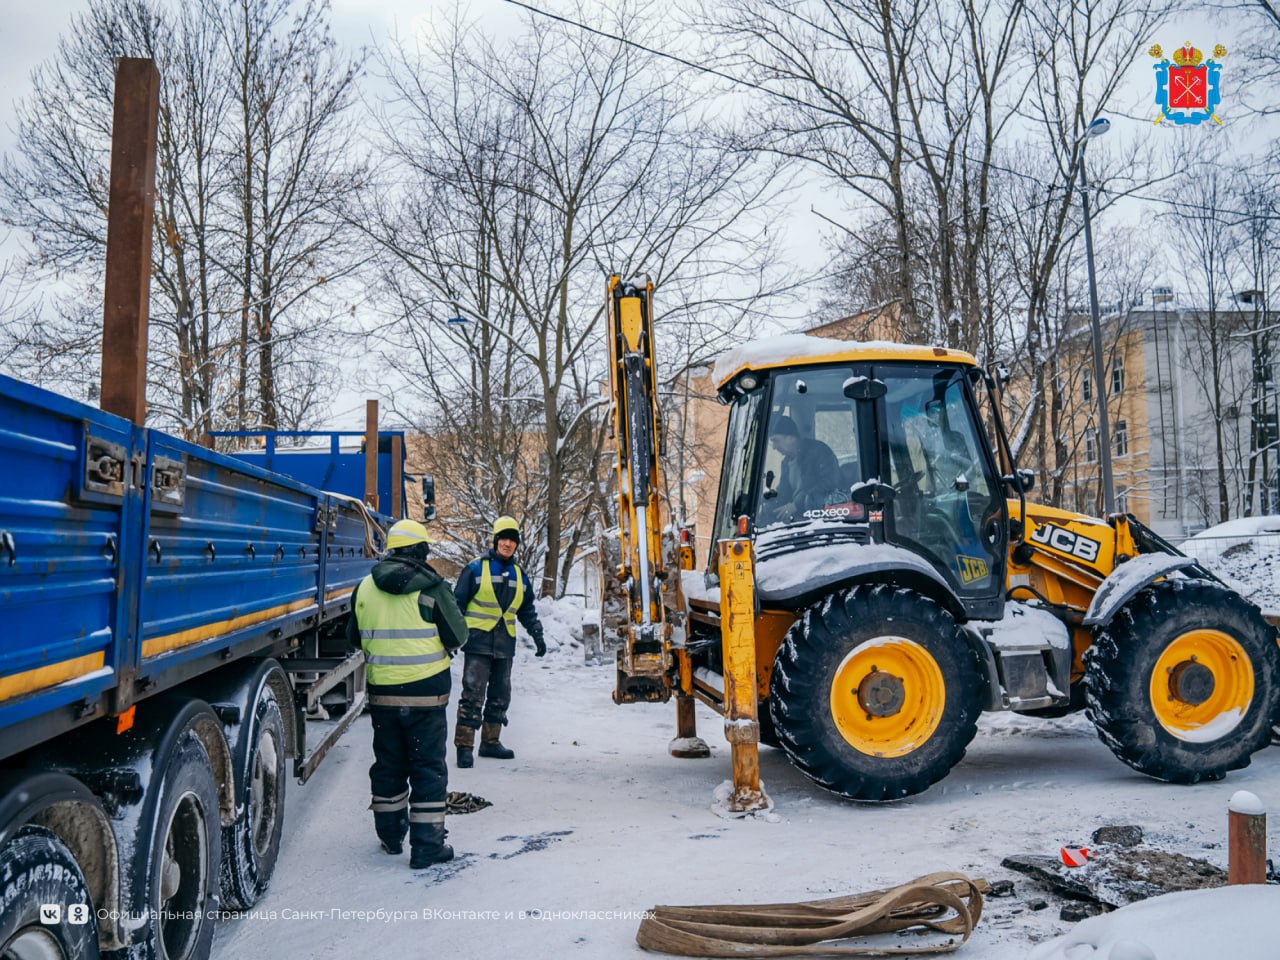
top-left (1079, 117), bottom-right (1116, 516)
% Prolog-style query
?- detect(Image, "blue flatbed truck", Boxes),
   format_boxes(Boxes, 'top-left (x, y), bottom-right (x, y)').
top-left (0, 371), bottom-right (422, 959)
top-left (0, 57), bottom-right (435, 959)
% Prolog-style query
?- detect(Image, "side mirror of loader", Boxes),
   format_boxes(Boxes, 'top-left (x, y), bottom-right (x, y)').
top-left (1002, 468), bottom-right (1035, 494)
top-left (850, 480), bottom-right (896, 505)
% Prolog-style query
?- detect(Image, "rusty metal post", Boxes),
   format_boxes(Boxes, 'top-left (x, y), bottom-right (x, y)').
top-left (391, 435), bottom-right (403, 518)
top-left (717, 539), bottom-right (769, 813)
top-left (670, 650), bottom-right (710, 758)
top-left (364, 400), bottom-right (379, 511)
top-left (100, 58), bottom-right (160, 425)
top-left (1229, 790), bottom-right (1267, 884)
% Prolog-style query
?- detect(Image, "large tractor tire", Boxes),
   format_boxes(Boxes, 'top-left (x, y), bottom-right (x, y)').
top-left (1084, 578), bottom-right (1280, 784)
top-left (769, 584), bottom-right (984, 801)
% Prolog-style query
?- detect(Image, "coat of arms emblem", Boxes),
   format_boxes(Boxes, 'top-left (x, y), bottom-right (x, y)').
top-left (1151, 42), bottom-right (1225, 125)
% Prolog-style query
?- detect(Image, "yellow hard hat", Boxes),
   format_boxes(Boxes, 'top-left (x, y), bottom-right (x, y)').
top-left (387, 519), bottom-right (433, 549)
top-left (492, 516), bottom-right (520, 539)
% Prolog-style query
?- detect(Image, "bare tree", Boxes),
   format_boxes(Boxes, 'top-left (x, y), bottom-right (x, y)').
top-left (0, 0), bottom-right (364, 437)
top-left (208, 0), bottom-right (367, 432)
top-left (360, 2), bottom-right (788, 595)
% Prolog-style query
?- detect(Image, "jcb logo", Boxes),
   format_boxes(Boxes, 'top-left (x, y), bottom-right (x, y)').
top-left (1028, 521), bottom-right (1101, 562)
top-left (957, 555), bottom-right (989, 584)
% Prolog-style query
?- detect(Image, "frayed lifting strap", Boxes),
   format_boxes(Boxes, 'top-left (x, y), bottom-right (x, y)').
top-left (635, 872), bottom-right (988, 957)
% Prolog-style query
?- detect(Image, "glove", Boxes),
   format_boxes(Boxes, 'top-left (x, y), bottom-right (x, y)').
top-left (534, 637), bottom-right (547, 658)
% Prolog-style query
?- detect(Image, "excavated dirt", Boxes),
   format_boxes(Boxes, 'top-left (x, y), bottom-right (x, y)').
top-left (1002, 843), bottom-right (1226, 910)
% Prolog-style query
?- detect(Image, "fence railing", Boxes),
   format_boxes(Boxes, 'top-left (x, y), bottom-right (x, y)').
top-left (1170, 532), bottom-right (1280, 614)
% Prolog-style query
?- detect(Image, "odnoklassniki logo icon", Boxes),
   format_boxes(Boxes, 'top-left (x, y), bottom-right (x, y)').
top-left (1150, 42), bottom-right (1225, 126)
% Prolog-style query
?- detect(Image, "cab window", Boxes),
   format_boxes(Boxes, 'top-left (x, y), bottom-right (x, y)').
top-left (756, 369), bottom-right (865, 527)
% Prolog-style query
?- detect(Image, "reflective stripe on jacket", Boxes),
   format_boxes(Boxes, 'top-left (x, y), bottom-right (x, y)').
top-left (356, 573), bottom-right (450, 686)
top-left (464, 560), bottom-right (525, 638)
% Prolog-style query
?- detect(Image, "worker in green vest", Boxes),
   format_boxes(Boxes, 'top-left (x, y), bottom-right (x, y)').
top-left (348, 518), bottom-right (467, 869)
top-left (453, 516), bottom-right (546, 767)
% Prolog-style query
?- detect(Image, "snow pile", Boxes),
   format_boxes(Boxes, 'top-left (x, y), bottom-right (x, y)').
top-left (526, 594), bottom-right (586, 656)
top-left (1027, 885), bottom-right (1280, 959)
top-left (1179, 517), bottom-right (1280, 613)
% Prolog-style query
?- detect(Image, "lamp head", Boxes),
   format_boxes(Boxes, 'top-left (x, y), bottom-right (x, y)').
top-left (1086, 117), bottom-right (1111, 138)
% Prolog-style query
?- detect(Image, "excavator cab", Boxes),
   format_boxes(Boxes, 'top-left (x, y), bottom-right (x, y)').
top-left (713, 357), bottom-right (1007, 619)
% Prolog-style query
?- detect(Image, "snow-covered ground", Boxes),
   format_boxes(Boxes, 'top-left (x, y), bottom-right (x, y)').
top-left (212, 598), bottom-right (1280, 960)
top-left (1028, 885), bottom-right (1280, 959)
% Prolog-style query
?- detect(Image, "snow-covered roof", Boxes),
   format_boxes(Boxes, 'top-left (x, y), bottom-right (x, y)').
top-left (712, 334), bottom-right (977, 388)
top-left (1179, 515), bottom-right (1280, 614)
top-left (1187, 515), bottom-right (1280, 542)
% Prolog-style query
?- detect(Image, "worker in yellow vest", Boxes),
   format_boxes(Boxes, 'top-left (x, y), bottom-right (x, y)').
top-left (453, 516), bottom-right (545, 767)
top-left (348, 519), bottom-right (467, 868)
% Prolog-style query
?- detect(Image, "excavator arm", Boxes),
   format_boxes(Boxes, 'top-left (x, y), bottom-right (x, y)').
top-left (606, 275), bottom-right (674, 702)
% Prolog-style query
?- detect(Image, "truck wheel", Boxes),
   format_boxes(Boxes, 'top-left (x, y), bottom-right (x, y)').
top-left (770, 584), bottom-right (982, 801)
top-left (221, 687), bottom-right (287, 910)
top-left (0, 826), bottom-right (99, 960)
top-left (143, 730), bottom-right (220, 960)
top-left (1084, 579), bottom-right (1280, 783)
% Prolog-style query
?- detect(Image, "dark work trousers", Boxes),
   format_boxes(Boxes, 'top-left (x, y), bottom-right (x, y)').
top-left (457, 654), bottom-right (513, 730)
top-left (369, 704), bottom-right (449, 854)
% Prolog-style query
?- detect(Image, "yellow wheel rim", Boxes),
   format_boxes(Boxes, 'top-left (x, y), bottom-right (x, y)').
top-left (829, 637), bottom-right (945, 758)
top-left (1149, 629), bottom-right (1254, 742)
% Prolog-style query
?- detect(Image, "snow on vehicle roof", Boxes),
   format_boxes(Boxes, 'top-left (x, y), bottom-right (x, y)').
top-left (1186, 515), bottom-right (1280, 542)
top-left (1178, 514), bottom-right (1280, 614)
top-left (712, 334), bottom-right (977, 387)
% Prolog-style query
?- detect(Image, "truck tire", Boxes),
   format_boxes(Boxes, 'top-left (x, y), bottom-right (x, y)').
top-left (221, 686), bottom-right (287, 910)
top-left (770, 584), bottom-right (982, 801)
top-left (141, 729), bottom-right (220, 960)
top-left (0, 826), bottom-right (99, 960)
top-left (1084, 578), bottom-right (1280, 784)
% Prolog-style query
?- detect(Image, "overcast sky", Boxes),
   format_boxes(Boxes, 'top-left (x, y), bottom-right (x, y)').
top-left (0, 1), bottom-right (1270, 427)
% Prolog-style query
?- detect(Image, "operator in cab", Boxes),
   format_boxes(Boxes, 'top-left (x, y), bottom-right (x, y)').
top-left (761, 415), bottom-right (840, 523)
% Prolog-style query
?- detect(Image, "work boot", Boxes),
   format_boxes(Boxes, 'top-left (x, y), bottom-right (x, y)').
top-left (409, 823), bottom-right (454, 869)
top-left (410, 844), bottom-right (454, 869)
top-left (454, 724), bottom-right (476, 768)
top-left (380, 838), bottom-right (403, 856)
top-left (478, 722), bottom-right (515, 760)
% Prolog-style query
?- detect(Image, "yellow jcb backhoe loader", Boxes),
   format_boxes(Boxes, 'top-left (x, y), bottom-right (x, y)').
top-left (603, 276), bottom-right (1280, 804)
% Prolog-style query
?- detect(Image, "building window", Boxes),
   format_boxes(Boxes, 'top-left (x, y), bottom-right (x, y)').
top-left (1082, 371), bottom-right (1092, 402)
top-left (1084, 427), bottom-right (1097, 463)
top-left (1111, 355), bottom-right (1125, 395)
top-left (1116, 490), bottom-right (1129, 513)
top-left (1114, 421), bottom-right (1128, 457)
